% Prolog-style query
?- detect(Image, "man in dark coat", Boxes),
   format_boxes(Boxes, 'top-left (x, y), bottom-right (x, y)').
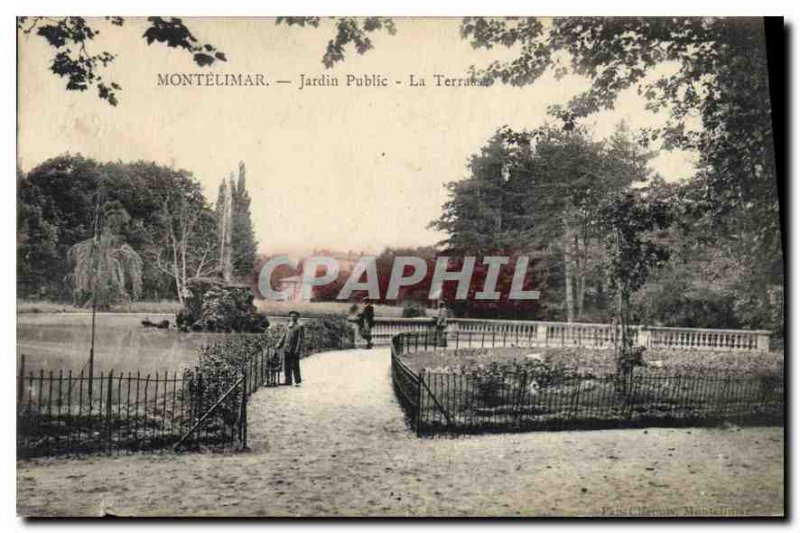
top-left (360, 299), bottom-right (375, 349)
top-left (435, 300), bottom-right (449, 348)
top-left (277, 311), bottom-right (304, 386)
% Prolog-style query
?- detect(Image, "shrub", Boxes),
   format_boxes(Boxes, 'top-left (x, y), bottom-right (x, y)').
top-left (467, 359), bottom-right (583, 407)
top-left (401, 301), bottom-right (426, 318)
top-left (177, 280), bottom-right (269, 333)
top-left (182, 334), bottom-right (272, 426)
top-left (297, 316), bottom-right (354, 355)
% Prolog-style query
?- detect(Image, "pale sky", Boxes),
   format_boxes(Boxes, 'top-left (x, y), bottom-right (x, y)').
top-left (18, 17), bottom-right (698, 255)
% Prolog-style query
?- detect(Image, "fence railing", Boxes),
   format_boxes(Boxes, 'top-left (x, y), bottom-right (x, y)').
top-left (17, 321), bottom-right (354, 458)
top-left (389, 331), bottom-right (784, 436)
top-left (370, 317), bottom-right (771, 352)
top-left (390, 335), bottom-right (423, 435)
top-left (172, 343), bottom-right (283, 452)
top-left (16, 363), bottom-right (226, 458)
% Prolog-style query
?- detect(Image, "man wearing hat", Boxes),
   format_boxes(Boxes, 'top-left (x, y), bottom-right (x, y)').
top-left (358, 298), bottom-right (375, 349)
top-left (277, 311), bottom-right (304, 386)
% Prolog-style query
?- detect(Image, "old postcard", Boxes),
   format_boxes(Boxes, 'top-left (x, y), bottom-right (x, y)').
top-left (15, 16), bottom-right (784, 517)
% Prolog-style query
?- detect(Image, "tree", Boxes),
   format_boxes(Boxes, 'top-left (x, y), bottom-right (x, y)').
top-left (216, 176), bottom-right (234, 282)
top-left (464, 21), bottom-right (776, 217)
top-left (18, 155), bottom-right (219, 302)
top-left (153, 191), bottom-right (217, 306)
top-left (461, 17), bottom-right (782, 330)
top-left (230, 162), bottom-right (258, 279)
top-left (293, 17), bottom-right (782, 330)
top-left (17, 16), bottom-right (226, 106)
top-left (598, 192), bottom-right (671, 375)
top-left (432, 124), bottom-right (649, 322)
top-left (66, 204), bottom-right (143, 308)
top-left (277, 17), bottom-right (396, 68)
top-left (18, 155), bottom-right (103, 300)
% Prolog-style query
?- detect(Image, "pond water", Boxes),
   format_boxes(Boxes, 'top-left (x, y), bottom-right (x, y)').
top-left (16, 313), bottom-right (229, 375)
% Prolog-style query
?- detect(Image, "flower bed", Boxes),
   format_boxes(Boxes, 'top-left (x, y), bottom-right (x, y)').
top-left (400, 346), bottom-right (784, 376)
top-left (392, 340), bottom-right (784, 435)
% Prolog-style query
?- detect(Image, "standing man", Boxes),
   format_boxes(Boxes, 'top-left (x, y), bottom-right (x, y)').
top-left (435, 300), bottom-right (449, 348)
top-left (360, 299), bottom-right (376, 349)
top-left (277, 311), bottom-right (304, 387)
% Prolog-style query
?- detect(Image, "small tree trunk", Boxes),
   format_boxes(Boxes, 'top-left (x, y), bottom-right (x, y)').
top-left (171, 232), bottom-right (184, 307)
top-left (576, 234), bottom-right (585, 320)
top-left (563, 231), bottom-right (575, 323)
top-left (173, 264), bottom-right (184, 307)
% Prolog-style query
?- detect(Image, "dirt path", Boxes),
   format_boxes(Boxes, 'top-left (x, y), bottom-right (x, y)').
top-left (17, 348), bottom-right (784, 517)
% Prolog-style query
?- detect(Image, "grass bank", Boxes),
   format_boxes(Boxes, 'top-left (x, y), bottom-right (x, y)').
top-left (17, 299), bottom-right (181, 315)
top-left (18, 298), bottom-right (431, 319)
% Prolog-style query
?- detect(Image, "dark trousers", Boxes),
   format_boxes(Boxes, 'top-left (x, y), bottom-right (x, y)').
top-left (284, 352), bottom-right (301, 385)
top-left (435, 326), bottom-right (447, 347)
top-left (362, 325), bottom-right (373, 348)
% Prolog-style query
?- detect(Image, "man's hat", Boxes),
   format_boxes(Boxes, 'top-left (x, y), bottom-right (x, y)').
top-left (288, 311), bottom-right (300, 318)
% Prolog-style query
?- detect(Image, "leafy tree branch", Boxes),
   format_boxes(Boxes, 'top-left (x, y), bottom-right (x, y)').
top-left (18, 16), bottom-right (226, 106)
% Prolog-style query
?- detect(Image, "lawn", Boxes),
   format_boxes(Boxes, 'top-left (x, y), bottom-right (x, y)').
top-left (18, 298), bottom-right (428, 319)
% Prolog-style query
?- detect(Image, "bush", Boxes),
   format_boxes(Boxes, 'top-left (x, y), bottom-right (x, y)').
top-left (297, 316), bottom-right (354, 355)
top-left (178, 280), bottom-right (269, 333)
top-left (401, 301), bottom-right (426, 318)
top-left (182, 334), bottom-right (272, 426)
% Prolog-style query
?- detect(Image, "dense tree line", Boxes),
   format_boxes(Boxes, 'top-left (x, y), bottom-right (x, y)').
top-left (278, 17), bottom-right (782, 332)
top-left (17, 155), bottom-right (258, 305)
top-left (278, 16), bottom-right (781, 333)
top-left (431, 123), bottom-right (782, 333)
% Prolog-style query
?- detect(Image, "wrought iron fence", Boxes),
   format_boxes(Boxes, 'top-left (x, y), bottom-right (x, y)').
top-left (17, 318), bottom-right (354, 458)
top-left (390, 331), bottom-right (784, 436)
top-left (16, 363), bottom-right (219, 458)
top-left (390, 335), bottom-right (422, 435)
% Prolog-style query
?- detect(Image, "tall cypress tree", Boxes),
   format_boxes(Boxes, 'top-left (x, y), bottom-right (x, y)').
top-left (230, 161), bottom-right (258, 279)
top-left (215, 177), bottom-right (233, 281)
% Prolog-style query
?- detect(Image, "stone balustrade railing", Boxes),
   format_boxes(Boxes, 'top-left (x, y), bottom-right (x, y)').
top-left (356, 317), bottom-right (771, 352)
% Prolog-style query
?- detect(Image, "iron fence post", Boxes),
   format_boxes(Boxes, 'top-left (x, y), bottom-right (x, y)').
top-left (241, 371), bottom-right (248, 449)
top-left (416, 369), bottom-right (423, 437)
top-left (17, 354), bottom-right (25, 405)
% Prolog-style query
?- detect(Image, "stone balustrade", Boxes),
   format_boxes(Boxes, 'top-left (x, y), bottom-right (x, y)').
top-left (357, 317), bottom-right (771, 352)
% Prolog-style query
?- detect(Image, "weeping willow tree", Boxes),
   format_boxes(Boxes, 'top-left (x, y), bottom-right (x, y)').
top-left (66, 207), bottom-right (143, 308)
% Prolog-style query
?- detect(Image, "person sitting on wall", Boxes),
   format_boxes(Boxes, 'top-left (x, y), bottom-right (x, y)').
top-left (277, 311), bottom-right (304, 387)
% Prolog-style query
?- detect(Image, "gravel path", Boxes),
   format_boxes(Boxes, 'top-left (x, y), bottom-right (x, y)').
top-left (17, 348), bottom-right (784, 517)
